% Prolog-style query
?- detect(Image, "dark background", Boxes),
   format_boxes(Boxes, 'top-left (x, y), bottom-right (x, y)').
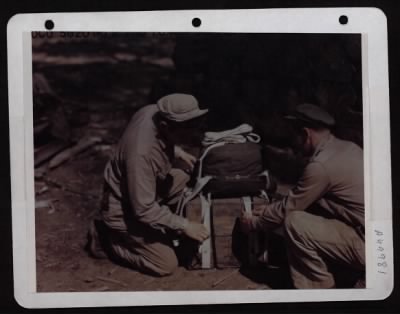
top-left (32, 31), bottom-right (363, 184)
top-left (1, 0), bottom-right (399, 313)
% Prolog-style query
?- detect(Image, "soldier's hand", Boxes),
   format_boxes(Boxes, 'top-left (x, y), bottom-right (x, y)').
top-left (240, 210), bottom-right (254, 234)
top-left (252, 204), bottom-right (267, 216)
top-left (174, 146), bottom-right (197, 171)
top-left (183, 222), bottom-right (210, 243)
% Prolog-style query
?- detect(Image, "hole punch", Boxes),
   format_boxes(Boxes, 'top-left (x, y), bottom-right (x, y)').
top-left (192, 17), bottom-right (201, 28)
top-left (339, 15), bottom-right (348, 25)
top-left (45, 20), bottom-right (55, 30)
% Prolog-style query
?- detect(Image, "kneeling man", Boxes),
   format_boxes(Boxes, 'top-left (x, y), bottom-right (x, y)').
top-left (241, 104), bottom-right (365, 288)
top-left (89, 93), bottom-right (210, 276)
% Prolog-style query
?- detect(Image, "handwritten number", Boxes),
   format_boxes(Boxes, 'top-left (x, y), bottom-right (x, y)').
top-left (374, 230), bottom-right (383, 236)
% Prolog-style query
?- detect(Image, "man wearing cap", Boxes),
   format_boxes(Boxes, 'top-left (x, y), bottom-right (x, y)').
top-left (88, 93), bottom-right (210, 276)
top-left (241, 103), bottom-right (365, 289)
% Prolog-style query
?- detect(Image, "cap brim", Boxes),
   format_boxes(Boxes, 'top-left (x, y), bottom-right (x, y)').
top-left (165, 108), bottom-right (209, 122)
top-left (193, 109), bottom-right (209, 118)
top-left (284, 115), bottom-right (298, 120)
top-left (284, 114), bottom-right (334, 127)
top-left (284, 114), bottom-right (309, 123)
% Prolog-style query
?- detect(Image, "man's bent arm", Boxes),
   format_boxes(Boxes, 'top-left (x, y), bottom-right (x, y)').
top-left (253, 162), bottom-right (331, 229)
top-left (126, 154), bottom-right (188, 231)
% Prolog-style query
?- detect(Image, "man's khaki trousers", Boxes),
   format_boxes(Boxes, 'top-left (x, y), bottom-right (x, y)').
top-left (104, 169), bottom-right (189, 276)
top-left (284, 211), bottom-right (365, 288)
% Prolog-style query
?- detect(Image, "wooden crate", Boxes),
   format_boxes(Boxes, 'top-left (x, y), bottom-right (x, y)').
top-left (185, 197), bottom-right (267, 268)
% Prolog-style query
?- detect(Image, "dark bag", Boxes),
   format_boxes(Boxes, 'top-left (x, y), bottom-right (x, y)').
top-left (203, 142), bottom-right (263, 176)
top-left (204, 175), bottom-right (266, 197)
top-left (201, 143), bottom-right (265, 197)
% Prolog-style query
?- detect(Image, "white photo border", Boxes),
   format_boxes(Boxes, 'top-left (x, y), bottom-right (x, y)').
top-left (7, 8), bottom-right (393, 308)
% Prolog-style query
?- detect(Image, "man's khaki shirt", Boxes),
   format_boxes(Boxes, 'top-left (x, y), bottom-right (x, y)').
top-left (102, 105), bottom-right (188, 232)
top-left (255, 134), bottom-right (364, 231)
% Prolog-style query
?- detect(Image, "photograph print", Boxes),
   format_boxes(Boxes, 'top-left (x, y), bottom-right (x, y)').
top-left (32, 31), bottom-right (365, 292)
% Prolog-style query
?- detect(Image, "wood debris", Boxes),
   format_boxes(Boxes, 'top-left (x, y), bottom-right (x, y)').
top-left (37, 185), bottom-right (49, 195)
top-left (44, 176), bottom-right (100, 200)
top-left (43, 261), bottom-right (60, 268)
top-left (34, 167), bottom-right (47, 179)
top-left (96, 276), bottom-right (128, 287)
top-left (83, 278), bottom-right (94, 283)
top-left (107, 267), bottom-right (119, 276)
top-left (34, 141), bottom-right (71, 167)
top-left (211, 269), bottom-right (240, 288)
top-left (141, 56), bottom-right (174, 68)
top-left (88, 122), bottom-right (103, 129)
top-left (94, 144), bottom-right (112, 152)
top-left (255, 284), bottom-right (270, 290)
top-left (47, 202), bottom-right (56, 214)
top-left (49, 136), bottom-right (102, 169)
top-left (34, 120), bottom-right (50, 138)
top-left (35, 199), bottom-right (58, 209)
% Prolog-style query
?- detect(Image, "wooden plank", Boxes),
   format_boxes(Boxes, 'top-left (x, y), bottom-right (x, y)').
top-left (199, 193), bottom-right (212, 269)
top-left (187, 196), bottom-right (269, 268)
top-left (34, 120), bottom-right (50, 138)
top-left (243, 196), bottom-right (259, 267)
top-left (48, 136), bottom-right (101, 169)
top-left (34, 140), bottom-right (71, 167)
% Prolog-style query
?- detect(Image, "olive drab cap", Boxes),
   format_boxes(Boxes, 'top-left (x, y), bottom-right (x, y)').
top-left (157, 93), bottom-right (208, 122)
top-left (286, 103), bottom-right (335, 127)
